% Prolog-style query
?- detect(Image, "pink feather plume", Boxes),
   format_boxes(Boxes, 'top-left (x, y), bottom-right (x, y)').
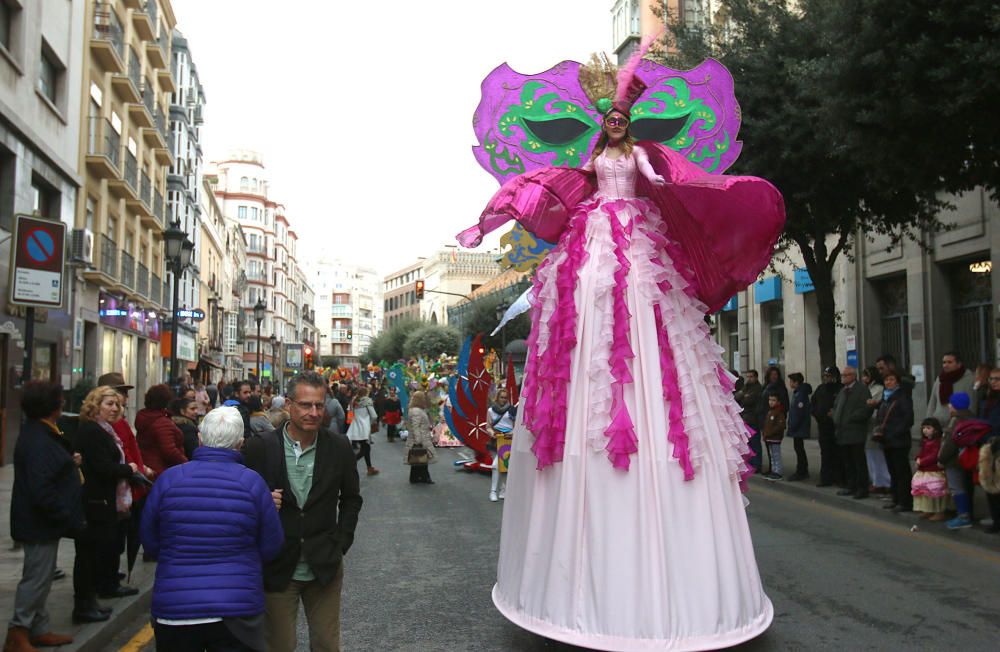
top-left (614, 32), bottom-right (661, 106)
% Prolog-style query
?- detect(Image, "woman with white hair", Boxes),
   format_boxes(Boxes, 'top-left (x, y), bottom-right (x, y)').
top-left (141, 406), bottom-right (284, 651)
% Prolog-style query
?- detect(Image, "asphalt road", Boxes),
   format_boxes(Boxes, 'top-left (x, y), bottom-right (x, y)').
top-left (119, 436), bottom-right (1000, 651)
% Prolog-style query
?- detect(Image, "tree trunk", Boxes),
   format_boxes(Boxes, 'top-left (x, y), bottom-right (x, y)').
top-left (794, 234), bottom-right (844, 371)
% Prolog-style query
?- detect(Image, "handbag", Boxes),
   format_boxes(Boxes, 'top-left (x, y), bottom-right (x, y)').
top-left (407, 444), bottom-right (430, 465)
top-left (871, 400), bottom-right (895, 442)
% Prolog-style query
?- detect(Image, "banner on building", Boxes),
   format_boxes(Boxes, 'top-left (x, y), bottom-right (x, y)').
top-left (285, 344), bottom-right (303, 370)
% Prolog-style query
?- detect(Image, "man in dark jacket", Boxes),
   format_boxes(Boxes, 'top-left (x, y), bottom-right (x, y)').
top-left (244, 371), bottom-right (363, 652)
top-left (832, 366), bottom-right (874, 499)
top-left (735, 370), bottom-right (765, 473)
top-left (5, 382), bottom-right (84, 651)
top-left (811, 367), bottom-right (844, 487)
top-left (786, 373), bottom-right (813, 481)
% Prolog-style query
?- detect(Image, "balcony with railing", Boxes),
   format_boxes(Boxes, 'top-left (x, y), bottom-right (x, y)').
top-left (128, 84), bottom-right (154, 129)
top-left (158, 54), bottom-right (177, 93)
top-left (147, 27), bottom-right (168, 69)
top-left (91, 3), bottom-right (125, 73)
top-left (151, 273), bottom-right (162, 305)
top-left (85, 117), bottom-right (120, 179)
top-left (153, 189), bottom-right (164, 226)
top-left (108, 147), bottom-right (139, 199)
top-left (99, 235), bottom-right (117, 279)
top-left (148, 107), bottom-right (171, 163)
top-left (120, 251), bottom-right (135, 290)
top-left (137, 262), bottom-right (149, 297)
top-left (132, 0), bottom-right (155, 41)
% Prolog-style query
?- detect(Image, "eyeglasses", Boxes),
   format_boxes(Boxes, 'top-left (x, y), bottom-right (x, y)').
top-left (989, 377), bottom-right (1000, 382)
top-left (604, 116), bottom-right (629, 127)
top-left (292, 401), bottom-right (325, 412)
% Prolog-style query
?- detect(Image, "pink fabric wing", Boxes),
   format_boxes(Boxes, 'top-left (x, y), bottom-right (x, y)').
top-left (636, 142), bottom-right (786, 313)
top-left (456, 168), bottom-right (596, 248)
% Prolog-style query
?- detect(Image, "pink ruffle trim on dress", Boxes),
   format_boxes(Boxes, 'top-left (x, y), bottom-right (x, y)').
top-left (654, 303), bottom-right (695, 480)
top-left (604, 205), bottom-right (638, 470)
top-left (524, 209), bottom-right (591, 469)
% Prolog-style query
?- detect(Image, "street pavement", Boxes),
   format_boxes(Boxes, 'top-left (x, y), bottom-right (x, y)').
top-left (7, 433), bottom-right (999, 651)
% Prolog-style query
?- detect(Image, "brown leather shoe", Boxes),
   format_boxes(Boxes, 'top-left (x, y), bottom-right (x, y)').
top-left (29, 633), bottom-right (73, 647)
top-left (4, 627), bottom-right (39, 652)
top-left (366, 467), bottom-right (380, 476)
top-left (928, 512), bottom-right (949, 522)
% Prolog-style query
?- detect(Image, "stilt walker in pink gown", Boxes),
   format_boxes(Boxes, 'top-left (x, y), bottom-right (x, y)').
top-left (458, 41), bottom-right (786, 651)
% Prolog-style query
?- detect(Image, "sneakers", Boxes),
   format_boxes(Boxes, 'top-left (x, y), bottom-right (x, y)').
top-left (947, 515), bottom-right (973, 530)
top-left (763, 472), bottom-right (783, 481)
top-left (498, 487), bottom-right (506, 500)
top-left (489, 491), bottom-right (499, 502)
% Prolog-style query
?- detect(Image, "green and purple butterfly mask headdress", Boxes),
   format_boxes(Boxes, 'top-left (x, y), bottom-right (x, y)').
top-left (472, 57), bottom-right (743, 184)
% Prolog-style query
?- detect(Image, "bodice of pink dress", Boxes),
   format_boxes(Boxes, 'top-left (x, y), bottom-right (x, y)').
top-left (583, 146), bottom-right (659, 200)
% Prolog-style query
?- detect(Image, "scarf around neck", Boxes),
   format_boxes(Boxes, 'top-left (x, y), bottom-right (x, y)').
top-left (938, 365), bottom-right (965, 405)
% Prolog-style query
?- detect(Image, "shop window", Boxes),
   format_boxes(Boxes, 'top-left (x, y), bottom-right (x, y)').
top-left (0, 1), bottom-right (21, 55)
top-left (0, 144), bottom-right (14, 231)
top-left (948, 259), bottom-right (994, 367)
top-left (872, 275), bottom-right (910, 370)
top-left (38, 40), bottom-right (64, 109)
top-left (764, 302), bottom-right (784, 366)
top-left (31, 174), bottom-right (60, 220)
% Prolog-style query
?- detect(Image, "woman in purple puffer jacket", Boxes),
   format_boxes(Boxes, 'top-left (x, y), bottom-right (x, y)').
top-left (141, 406), bottom-right (283, 651)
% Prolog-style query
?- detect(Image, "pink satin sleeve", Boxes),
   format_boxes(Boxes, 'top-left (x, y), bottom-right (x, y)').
top-left (456, 167), bottom-right (596, 247)
top-left (636, 141), bottom-right (785, 313)
top-left (633, 145), bottom-right (658, 182)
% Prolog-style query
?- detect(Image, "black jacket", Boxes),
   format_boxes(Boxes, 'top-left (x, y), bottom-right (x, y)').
top-left (736, 381), bottom-right (765, 429)
top-left (74, 419), bottom-right (134, 526)
top-left (811, 381), bottom-right (843, 436)
top-left (876, 388), bottom-right (914, 449)
top-left (788, 383), bottom-right (813, 438)
top-left (243, 428), bottom-right (363, 592)
top-left (173, 416), bottom-right (199, 460)
top-left (10, 419), bottom-right (85, 543)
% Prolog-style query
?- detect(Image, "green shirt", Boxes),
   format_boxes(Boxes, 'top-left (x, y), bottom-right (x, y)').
top-left (283, 425), bottom-right (317, 581)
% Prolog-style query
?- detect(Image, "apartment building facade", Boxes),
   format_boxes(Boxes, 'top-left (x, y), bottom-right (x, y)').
top-left (383, 260), bottom-right (423, 329)
top-left (307, 259), bottom-right (381, 363)
top-left (209, 150), bottom-right (313, 383)
top-left (74, 0), bottom-right (178, 413)
top-left (0, 0), bottom-right (86, 461)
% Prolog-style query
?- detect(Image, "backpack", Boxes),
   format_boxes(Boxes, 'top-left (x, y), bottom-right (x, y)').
top-left (952, 419), bottom-right (992, 448)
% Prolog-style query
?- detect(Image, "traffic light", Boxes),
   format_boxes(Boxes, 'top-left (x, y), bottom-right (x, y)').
top-left (347, 329), bottom-right (353, 340)
top-left (304, 346), bottom-right (313, 369)
top-left (415, 279), bottom-right (424, 300)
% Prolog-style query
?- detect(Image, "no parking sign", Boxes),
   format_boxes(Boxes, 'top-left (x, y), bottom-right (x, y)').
top-left (8, 214), bottom-right (66, 308)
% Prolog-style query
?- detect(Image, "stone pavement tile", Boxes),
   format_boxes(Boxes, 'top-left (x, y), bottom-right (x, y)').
top-left (1, 464), bottom-right (154, 652)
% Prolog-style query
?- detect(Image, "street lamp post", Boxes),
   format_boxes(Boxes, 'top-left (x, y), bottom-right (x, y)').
top-left (164, 221), bottom-right (193, 388)
top-left (268, 333), bottom-right (277, 390)
top-left (495, 300), bottom-right (509, 380)
top-left (253, 298), bottom-right (266, 381)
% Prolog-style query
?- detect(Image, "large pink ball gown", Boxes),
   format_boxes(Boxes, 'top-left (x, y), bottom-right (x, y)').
top-left (458, 142), bottom-right (784, 651)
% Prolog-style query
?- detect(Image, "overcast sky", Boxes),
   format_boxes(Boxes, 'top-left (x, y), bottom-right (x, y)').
top-left (171, 0), bottom-right (612, 276)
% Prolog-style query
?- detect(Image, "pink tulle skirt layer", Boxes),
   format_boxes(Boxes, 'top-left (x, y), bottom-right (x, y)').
top-left (911, 470), bottom-right (949, 498)
top-left (495, 196), bottom-right (772, 651)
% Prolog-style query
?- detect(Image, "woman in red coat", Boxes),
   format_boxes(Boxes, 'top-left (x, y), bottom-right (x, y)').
top-left (135, 384), bottom-right (188, 477)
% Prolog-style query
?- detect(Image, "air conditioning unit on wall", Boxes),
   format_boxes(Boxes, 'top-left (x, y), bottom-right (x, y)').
top-left (71, 228), bottom-right (94, 265)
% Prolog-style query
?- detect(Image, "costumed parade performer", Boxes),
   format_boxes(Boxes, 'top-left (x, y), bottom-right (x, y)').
top-left (487, 388), bottom-right (516, 502)
top-left (457, 38), bottom-right (785, 650)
